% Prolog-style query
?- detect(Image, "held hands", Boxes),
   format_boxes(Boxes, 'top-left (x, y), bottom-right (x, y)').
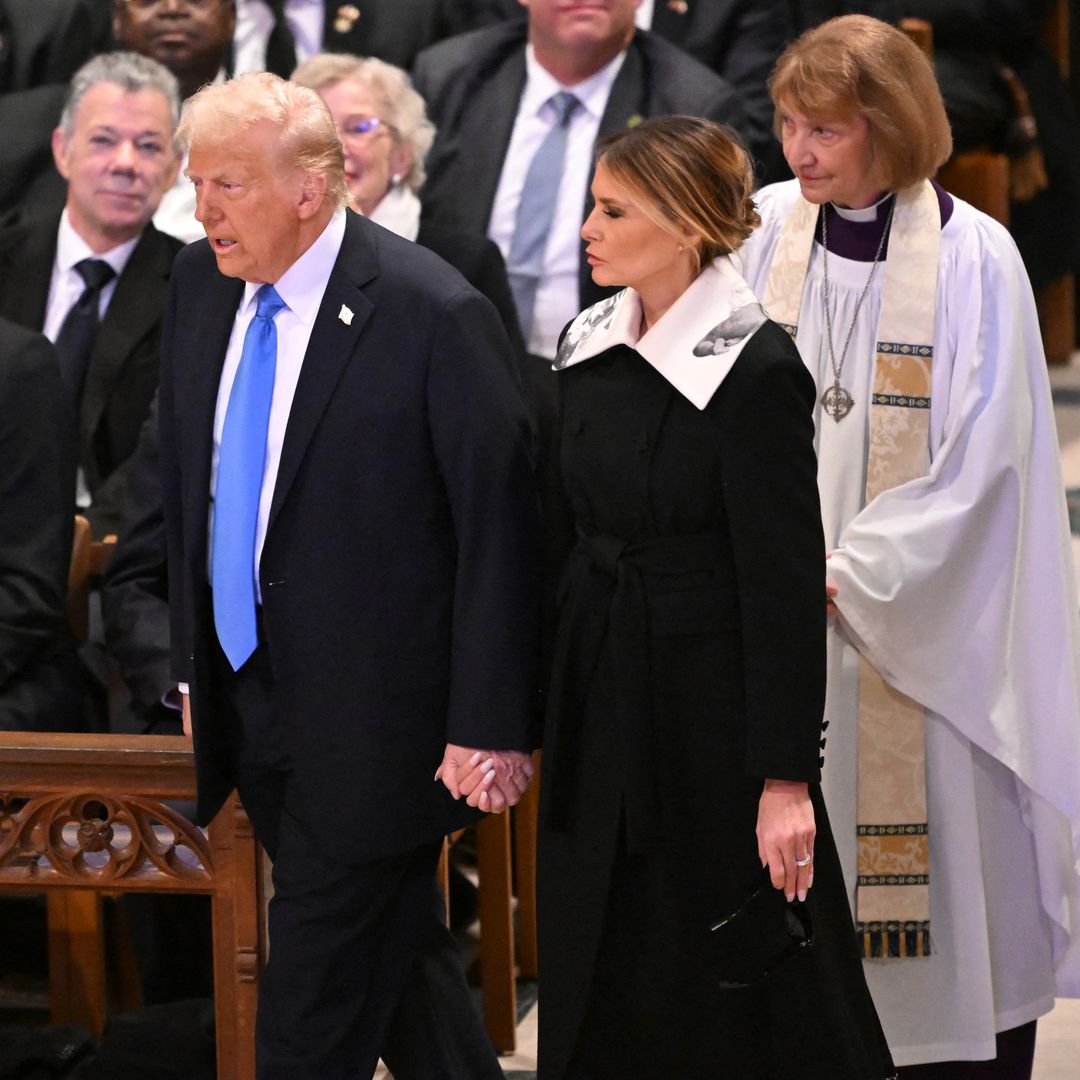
top-left (435, 743), bottom-right (535, 814)
top-left (756, 779), bottom-right (816, 903)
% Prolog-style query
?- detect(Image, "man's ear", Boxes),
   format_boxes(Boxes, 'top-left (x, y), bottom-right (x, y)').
top-left (296, 171), bottom-right (328, 220)
top-left (51, 126), bottom-right (71, 180)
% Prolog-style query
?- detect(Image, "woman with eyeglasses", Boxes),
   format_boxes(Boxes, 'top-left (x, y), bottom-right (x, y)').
top-left (292, 53), bottom-right (523, 352)
top-left (536, 114), bottom-right (893, 1080)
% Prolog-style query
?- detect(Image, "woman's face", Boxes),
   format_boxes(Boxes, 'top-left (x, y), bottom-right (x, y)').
top-left (318, 77), bottom-right (413, 216)
top-left (779, 103), bottom-right (881, 209)
top-left (581, 160), bottom-right (695, 299)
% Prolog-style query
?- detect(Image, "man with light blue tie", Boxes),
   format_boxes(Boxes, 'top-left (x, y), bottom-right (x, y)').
top-left (159, 71), bottom-right (541, 1079)
top-left (413, 0), bottom-right (748, 434)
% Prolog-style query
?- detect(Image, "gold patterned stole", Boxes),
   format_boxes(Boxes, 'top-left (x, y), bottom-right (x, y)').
top-left (762, 181), bottom-right (940, 958)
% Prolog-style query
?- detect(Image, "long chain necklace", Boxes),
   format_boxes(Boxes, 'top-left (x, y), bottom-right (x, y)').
top-left (819, 198), bottom-right (894, 422)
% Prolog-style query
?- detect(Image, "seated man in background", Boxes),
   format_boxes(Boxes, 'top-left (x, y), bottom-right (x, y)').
top-left (412, 0), bottom-right (748, 408)
top-left (0, 317), bottom-right (80, 732)
top-left (0, 51), bottom-right (183, 538)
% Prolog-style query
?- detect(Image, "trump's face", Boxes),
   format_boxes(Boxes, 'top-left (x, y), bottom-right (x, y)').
top-left (52, 81), bottom-right (179, 250)
top-left (188, 121), bottom-right (307, 283)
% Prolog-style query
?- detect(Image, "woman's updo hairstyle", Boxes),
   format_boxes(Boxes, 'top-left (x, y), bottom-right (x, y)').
top-left (596, 115), bottom-right (760, 271)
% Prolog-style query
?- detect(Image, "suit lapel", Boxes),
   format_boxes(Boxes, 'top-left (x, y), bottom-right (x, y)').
top-left (80, 225), bottom-right (174, 450)
top-left (267, 213), bottom-right (376, 532)
top-left (425, 48), bottom-right (525, 236)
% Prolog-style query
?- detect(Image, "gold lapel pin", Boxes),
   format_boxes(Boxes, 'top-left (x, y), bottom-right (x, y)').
top-left (334, 5), bottom-right (361, 34)
top-left (338, 304), bottom-right (354, 326)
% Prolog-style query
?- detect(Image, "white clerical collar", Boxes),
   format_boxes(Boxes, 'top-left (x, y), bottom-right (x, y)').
top-left (239, 208), bottom-right (347, 325)
top-left (56, 208), bottom-right (141, 279)
top-left (523, 43), bottom-right (627, 122)
top-left (554, 257), bottom-right (768, 410)
top-left (830, 191), bottom-right (892, 222)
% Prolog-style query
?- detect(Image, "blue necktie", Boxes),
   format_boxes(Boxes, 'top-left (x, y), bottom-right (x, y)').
top-left (507, 91), bottom-right (582, 342)
top-left (212, 284), bottom-right (286, 670)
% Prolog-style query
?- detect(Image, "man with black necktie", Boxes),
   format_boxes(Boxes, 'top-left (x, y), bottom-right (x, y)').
top-left (162, 71), bottom-right (540, 1077)
top-left (0, 51), bottom-right (184, 538)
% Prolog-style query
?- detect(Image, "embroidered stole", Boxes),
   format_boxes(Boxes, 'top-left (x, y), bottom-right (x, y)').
top-left (762, 181), bottom-right (939, 958)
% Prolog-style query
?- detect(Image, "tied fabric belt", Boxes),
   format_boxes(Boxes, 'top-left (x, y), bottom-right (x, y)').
top-left (545, 530), bottom-right (732, 854)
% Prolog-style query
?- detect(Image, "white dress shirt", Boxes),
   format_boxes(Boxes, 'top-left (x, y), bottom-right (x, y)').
top-left (207, 208), bottom-right (347, 596)
top-left (488, 46), bottom-right (626, 360)
top-left (636, 0), bottom-right (655, 28)
top-left (233, 0), bottom-right (325, 75)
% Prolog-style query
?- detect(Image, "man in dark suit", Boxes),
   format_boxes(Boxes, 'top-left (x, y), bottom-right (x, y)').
top-left (453, 0), bottom-right (791, 180)
top-left (0, 52), bottom-right (184, 538)
top-left (162, 71), bottom-right (540, 1077)
top-left (412, 0), bottom-right (748, 368)
top-left (0, 317), bottom-right (81, 731)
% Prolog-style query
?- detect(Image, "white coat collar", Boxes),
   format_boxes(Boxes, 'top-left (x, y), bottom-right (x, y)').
top-left (553, 257), bottom-right (767, 410)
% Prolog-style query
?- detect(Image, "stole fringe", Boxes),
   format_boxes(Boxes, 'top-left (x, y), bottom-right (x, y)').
top-left (856, 921), bottom-right (932, 959)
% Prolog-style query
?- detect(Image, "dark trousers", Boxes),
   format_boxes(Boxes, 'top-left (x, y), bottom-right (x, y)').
top-left (217, 635), bottom-right (503, 1080)
top-left (897, 1021), bottom-right (1038, 1080)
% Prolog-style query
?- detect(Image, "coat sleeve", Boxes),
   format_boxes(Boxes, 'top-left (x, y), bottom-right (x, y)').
top-left (101, 395), bottom-right (175, 718)
top-left (0, 326), bottom-right (76, 688)
top-left (426, 287), bottom-right (542, 750)
top-left (717, 323), bottom-right (827, 782)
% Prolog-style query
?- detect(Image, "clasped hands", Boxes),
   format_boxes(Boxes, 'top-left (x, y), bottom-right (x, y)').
top-left (435, 743), bottom-right (535, 814)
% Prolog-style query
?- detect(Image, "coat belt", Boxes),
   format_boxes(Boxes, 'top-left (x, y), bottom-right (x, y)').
top-left (545, 530), bottom-right (731, 853)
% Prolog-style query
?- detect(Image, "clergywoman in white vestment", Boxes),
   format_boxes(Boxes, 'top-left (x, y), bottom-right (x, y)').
top-left (736, 15), bottom-right (1080, 1079)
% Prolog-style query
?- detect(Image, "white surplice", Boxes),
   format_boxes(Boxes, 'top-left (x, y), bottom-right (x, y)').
top-left (736, 179), bottom-right (1080, 1066)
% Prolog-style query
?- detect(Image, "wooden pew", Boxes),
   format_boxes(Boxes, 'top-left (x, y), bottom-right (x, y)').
top-left (0, 733), bottom-right (263, 1080)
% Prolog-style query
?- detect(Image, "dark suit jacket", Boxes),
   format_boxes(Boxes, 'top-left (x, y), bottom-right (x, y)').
top-left (259, 0), bottom-right (489, 76)
top-left (159, 212), bottom-right (541, 859)
top-left (102, 218), bottom-right (524, 734)
top-left (470, 0), bottom-right (789, 179)
top-left (416, 219), bottom-right (525, 354)
top-left (412, 22), bottom-right (747, 315)
top-left (0, 213), bottom-right (184, 536)
top-left (0, 316), bottom-right (81, 731)
top-left (0, 0), bottom-right (97, 216)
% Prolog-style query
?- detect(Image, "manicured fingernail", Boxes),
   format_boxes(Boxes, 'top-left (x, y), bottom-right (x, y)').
top-left (482, 758), bottom-right (494, 771)
top-left (797, 888), bottom-right (807, 902)
top-left (786, 892), bottom-right (795, 902)
top-left (484, 769), bottom-right (496, 784)
top-left (470, 751), bottom-right (482, 766)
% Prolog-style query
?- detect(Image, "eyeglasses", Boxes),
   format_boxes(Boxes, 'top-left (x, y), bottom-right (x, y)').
top-left (121, 0), bottom-right (224, 13)
top-left (339, 116), bottom-right (393, 142)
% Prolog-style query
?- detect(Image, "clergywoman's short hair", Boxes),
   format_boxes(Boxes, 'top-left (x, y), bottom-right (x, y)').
top-left (175, 71), bottom-right (349, 208)
top-left (291, 53), bottom-right (435, 192)
top-left (596, 116), bottom-right (760, 269)
top-left (770, 15), bottom-right (952, 191)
